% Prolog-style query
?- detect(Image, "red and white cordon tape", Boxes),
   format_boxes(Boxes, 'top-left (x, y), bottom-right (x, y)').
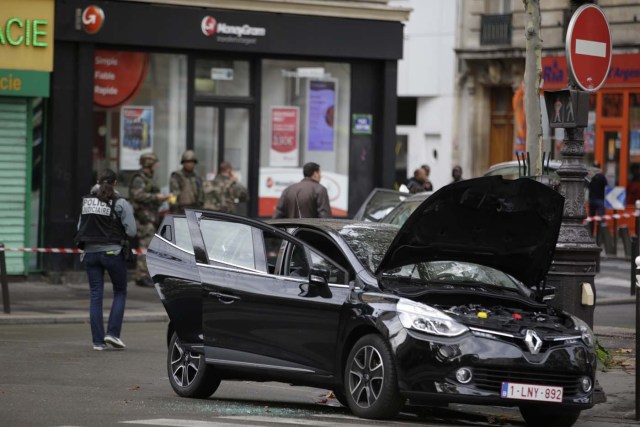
top-left (583, 211), bottom-right (640, 224)
top-left (0, 247), bottom-right (146, 255)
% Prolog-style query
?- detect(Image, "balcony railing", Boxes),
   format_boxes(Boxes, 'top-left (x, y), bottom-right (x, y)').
top-left (480, 14), bottom-right (512, 46)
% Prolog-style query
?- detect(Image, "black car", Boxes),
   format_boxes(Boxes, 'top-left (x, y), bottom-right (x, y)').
top-left (147, 176), bottom-right (596, 427)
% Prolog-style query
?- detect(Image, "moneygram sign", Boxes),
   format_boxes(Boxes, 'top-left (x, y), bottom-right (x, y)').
top-left (201, 16), bottom-right (266, 45)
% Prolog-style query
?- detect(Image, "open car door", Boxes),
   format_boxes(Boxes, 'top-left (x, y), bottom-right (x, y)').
top-left (184, 210), bottom-right (350, 378)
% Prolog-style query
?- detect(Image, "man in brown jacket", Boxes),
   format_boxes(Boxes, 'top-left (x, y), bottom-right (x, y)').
top-left (273, 162), bottom-right (332, 219)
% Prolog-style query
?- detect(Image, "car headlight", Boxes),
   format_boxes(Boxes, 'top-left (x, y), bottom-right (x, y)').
top-left (397, 299), bottom-right (468, 337)
top-left (571, 315), bottom-right (595, 347)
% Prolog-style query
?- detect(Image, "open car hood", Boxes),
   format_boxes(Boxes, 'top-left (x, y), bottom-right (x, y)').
top-left (374, 176), bottom-right (565, 289)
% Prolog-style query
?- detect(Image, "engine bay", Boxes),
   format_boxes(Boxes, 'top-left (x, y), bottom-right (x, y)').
top-left (436, 303), bottom-right (570, 334)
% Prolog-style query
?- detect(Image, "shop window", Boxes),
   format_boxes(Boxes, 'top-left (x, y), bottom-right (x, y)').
top-left (194, 59), bottom-right (250, 97)
top-left (602, 93), bottom-right (623, 118)
top-left (258, 59), bottom-right (351, 217)
top-left (397, 97), bottom-right (417, 126)
top-left (628, 93), bottom-right (640, 205)
top-left (92, 51), bottom-right (188, 197)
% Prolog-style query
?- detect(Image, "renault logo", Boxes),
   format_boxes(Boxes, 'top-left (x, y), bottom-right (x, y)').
top-left (524, 330), bottom-right (543, 354)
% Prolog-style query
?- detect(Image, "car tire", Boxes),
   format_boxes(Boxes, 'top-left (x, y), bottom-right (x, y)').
top-left (167, 332), bottom-right (220, 398)
top-left (344, 334), bottom-right (404, 419)
top-left (332, 388), bottom-right (349, 407)
top-left (519, 406), bottom-right (581, 427)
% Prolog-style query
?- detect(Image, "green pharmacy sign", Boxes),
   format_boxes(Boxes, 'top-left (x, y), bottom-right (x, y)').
top-left (0, 69), bottom-right (49, 97)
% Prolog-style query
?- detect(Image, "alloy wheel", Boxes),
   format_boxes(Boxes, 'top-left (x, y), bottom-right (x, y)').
top-left (348, 344), bottom-right (385, 408)
top-left (170, 339), bottom-right (201, 388)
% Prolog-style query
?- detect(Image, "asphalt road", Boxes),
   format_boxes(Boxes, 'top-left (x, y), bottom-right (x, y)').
top-left (0, 321), bottom-right (525, 427)
top-left (594, 257), bottom-right (637, 328)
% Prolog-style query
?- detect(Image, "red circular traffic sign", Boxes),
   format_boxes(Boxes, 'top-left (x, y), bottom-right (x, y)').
top-left (565, 4), bottom-right (611, 92)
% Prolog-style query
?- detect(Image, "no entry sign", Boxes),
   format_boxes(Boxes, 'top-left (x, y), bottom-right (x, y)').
top-left (565, 4), bottom-right (612, 92)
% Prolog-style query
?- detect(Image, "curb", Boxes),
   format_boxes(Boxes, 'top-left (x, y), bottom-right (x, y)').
top-left (0, 312), bottom-right (168, 325)
top-left (598, 298), bottom-right (636, 306)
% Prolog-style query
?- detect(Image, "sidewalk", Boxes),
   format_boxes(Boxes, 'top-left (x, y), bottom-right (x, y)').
top-left (0, 276), bottom-right (637, 425)
top-left (0, 275), bottom-right (167, 325)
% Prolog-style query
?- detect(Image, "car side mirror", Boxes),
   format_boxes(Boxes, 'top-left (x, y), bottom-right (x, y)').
top-left (307, 264), bottom-right (332, 298)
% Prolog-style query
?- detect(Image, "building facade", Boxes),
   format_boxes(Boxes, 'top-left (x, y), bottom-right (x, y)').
top-left (0, 0), bottom-right (53, 274)
top-left (455, 0), bottom-right (640, 192)
top-left (3, 0), bottom-right (410, 274)
top-left (390, 0), bottom-right (457, 191)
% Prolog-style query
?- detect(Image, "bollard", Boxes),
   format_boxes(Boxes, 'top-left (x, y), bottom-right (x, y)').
top-left (620, 225), bottom-right (632, 257)
top-left (636, 200), bottom-right (640, 236)
top-left (636, 255), bottom-right (640, 420)
top-left (0, 243), bottom-right (9, 314)
top-left (613, 214), bottom-right (618, 256)
top-left (632, 236), bottom-right (638, 296)
top-left (599, 222), bottom-right (615, 255)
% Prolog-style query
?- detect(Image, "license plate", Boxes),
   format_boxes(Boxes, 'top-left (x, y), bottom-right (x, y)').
top-left (501, 382), bottom-right (563, 403)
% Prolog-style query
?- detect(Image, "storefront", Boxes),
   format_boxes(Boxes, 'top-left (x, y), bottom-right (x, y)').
top-left (543, 53), bottom-right (640, 207)
top-left (0, 0), bottom-right (53, 274)
top-left (46, 1), bottom-right (404, 271)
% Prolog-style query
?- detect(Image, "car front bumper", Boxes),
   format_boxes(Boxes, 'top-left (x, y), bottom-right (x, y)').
top-left (392, 328), bottom-right (597, 409)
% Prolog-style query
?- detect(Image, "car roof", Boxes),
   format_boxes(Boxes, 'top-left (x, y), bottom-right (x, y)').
top-left (486, 159), bottom-right (562, 172)
top-left (267, 218), bottom-right (399, 234)
top-left (405, 191), bottom-right (433, 201)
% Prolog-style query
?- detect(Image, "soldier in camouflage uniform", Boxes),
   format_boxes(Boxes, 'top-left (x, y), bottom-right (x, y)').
top-left (129, 153), bottom-right (171, 287)
top-left (203, 161), bottom-right (248, 214)
top-left (169, 150), bottom-right (204, 214)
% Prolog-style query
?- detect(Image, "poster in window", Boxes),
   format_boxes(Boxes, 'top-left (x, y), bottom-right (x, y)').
top-left (270, 107), bottom-right (299, 167)
top-left (120, 106), bottom-right (154, 170)
top-left (307, 80), bottom-right (337, 151)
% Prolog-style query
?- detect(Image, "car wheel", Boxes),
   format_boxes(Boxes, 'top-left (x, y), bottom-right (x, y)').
top-left (520, 406), bottom-right (581, 427)
top-left (167, 332), bottom-right (220, 398)
top-left (344, 334), bottom-right (404, 419)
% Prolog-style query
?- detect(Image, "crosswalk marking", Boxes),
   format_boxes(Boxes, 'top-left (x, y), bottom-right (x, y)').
top-left (597, 276), bottom-right (631, 288)
top-left (119, 415), bottom-right (425, 427)
top-left (121, 420), bottom-right (240, 427)
top-left (219, 416), bottom-right (340, 426)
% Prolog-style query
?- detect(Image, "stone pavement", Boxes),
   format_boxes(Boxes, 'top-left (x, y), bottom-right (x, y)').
top-left (0, 272), bottom-right (638, 425)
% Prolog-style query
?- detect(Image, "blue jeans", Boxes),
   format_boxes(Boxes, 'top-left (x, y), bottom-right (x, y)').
top-left (83, 251), bottom-right (128, 345)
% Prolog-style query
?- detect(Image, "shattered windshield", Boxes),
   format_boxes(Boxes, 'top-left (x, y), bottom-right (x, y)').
top-left (384, 260), bottom-right (520, 290)
top-left (338, 224), bottom-right (399, 273)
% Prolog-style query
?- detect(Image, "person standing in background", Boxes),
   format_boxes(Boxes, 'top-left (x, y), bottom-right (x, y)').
top-left (170, 150), bottom-right (204, 214)
top-left (420, 164), bottom-right (434, 191)
top-left (273, 162), bottom-right (332, 219)
top-left (203, 161), bottom-right (248, 214)
top-left (589, 162), bottom-right (608, 232)
top-left (406, 168), bottom-right (428, 193)
top-left (129, 153), bottom-right (171, 288)
top-left (75, 169), bottom-right (136, 351)
top-left (451, 165), bottom-right (464, 183)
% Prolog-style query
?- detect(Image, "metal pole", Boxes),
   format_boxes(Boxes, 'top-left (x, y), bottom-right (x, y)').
top-left (0, 243), bottom-right (9, 314)
top-left (636, 255), bottom-right (640, 420)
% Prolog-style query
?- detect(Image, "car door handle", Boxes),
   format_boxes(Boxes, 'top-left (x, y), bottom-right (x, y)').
top-left (208, 291), bottom-right (241, 304)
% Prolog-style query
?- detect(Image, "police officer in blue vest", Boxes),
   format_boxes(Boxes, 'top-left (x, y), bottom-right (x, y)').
top-left (75, 169), bottom-right (137, 351)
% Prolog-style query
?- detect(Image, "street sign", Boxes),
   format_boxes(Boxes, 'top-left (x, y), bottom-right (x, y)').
top-left (605, 186), bottom-right (626, 210)
top-left (565, 4), bottom-right (612, 92)
top-left (543, 89), bottom-right (588, 128)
